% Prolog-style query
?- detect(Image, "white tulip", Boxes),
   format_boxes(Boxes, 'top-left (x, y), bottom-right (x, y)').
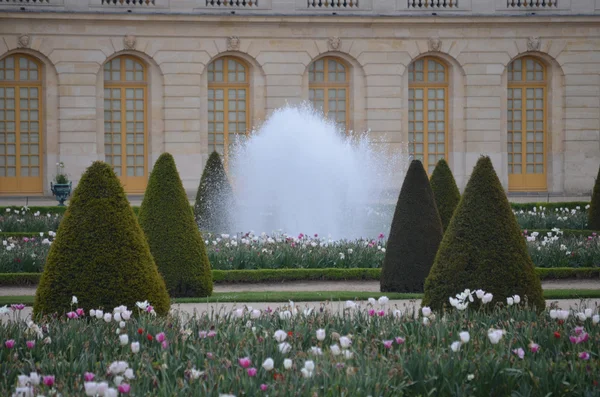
top-left (310, 346), bottom-right (323, 355)
top-left (513, 295), bottom-right (521, 304)
top-left (131, 342), bottom-right (140, 353)
top-left (124, 368), bottom-right (135, 379)
top-left (278, 342), bottom-right (291, 354)
top-left (475, 289), bottom-right (485, 299)
top-left (577, 312), bottom-right (587, 321)
top-left (421, 307), bottom-right (432, 318)
top-left (283, 359), bottom-right (293, 369)
top-left (262, 358), bottom-right (274, 371)
top-left (339, 336), bottom-right (351, 348)
top-left (450, 341), bottom-right (461, 352)
top-left (71, 296), bottom-right (78, 305)
top-left (304, 360), bottom-right (315, 372)
top-left (316, 329), bottom-right (326, 341)
top-left (330, 344), bottom-right (341, 356)
top-left (274, 330), bottom-right (287, 342)
top-left (28, 372), bottom-right (40, 386)
top-left (459, 331), bottom-right (470, 344)
top-left (584, 308), bottom-right (593, 318)
top-left (89, 309), bottom-right (96, 317)
top-left (487, 329), bottom-right (504, 344)
top-left (103, 313), bottom-right (112, 323)
top-left (506, 297), bottom-right (514, 306)
top-left (368, 298), bottom-right (376, 305)
top-left (113, 376), bottom-right (124, 386)
top-left (345, 300), bottom-right (357, 309)
top-left (84, 382), bottom-right (98, 396)
top-left (95, 382), bottom-right (108, 396)
top-left (95, 310), bottom-right (104, 319)
top-left (378, 296), bottom-right (389, 305)
top-left (251, 309), bottom-right (261, 319)
top-left (592, 314), bottom-right (599, 324)
top-left (343, 349), bottom-right (353, 360)
top-left (549, 309), bottom-right (557, 319)
top-left (482, 293), bottom-right (493, 304)
top-left (301, 368), bottom-right (313, 378)
top-left (119, 334), bottom-right (129, 346)
top-left (105, 388), bottom-right (118, 397)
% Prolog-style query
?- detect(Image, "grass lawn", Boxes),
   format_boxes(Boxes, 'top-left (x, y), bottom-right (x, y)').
top-left (1, 289), bottom-right (599, 306)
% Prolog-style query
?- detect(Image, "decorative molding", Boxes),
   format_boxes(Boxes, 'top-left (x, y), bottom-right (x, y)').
top-left (17, 34), bottom-right (31, 49)
top-left (527, 36), bottom-right (541, 52)
top-left (123, 34), bottom-right (137, 50)
top-left (227, 36), bottom-right (241, 51)
top-left (327, 37), bottom-right (342, 51)
top-left (428, 37), bottom-right (442, 52)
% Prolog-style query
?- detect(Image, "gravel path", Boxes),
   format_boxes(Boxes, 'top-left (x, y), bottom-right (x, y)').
top-left (0, 279), bottom-right (598, 297)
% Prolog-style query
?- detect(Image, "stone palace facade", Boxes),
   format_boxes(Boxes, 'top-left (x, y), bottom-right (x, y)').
top-left (0, 0), bottom-right (599, 197)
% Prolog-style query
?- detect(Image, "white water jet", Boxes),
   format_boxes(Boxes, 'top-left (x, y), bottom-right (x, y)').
top-left (230, 105), bottom-right (406, 239)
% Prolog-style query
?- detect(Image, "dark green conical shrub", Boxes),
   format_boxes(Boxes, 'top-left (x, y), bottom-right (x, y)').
top-left (588, 165), bottom-right (600, 230)
top-left (430, 159), bottom-right (461, 232)
top-left (194, 151), bottom-right (235, 234)
top-left (34, 162), bottom-right (170, 317)
top-left (139, 153), bottom-right (213, 297)
top-left (380, 160), bottom-right (443, 293)
top-left (423, 156), bottom-right (545, 311)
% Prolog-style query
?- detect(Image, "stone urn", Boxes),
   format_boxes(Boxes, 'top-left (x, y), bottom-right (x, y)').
top-left (50, 182), bottom-right (72, 206)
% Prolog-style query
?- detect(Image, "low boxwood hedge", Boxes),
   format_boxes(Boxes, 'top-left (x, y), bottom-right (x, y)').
top-left (0, 267), bottom-right (597, 287)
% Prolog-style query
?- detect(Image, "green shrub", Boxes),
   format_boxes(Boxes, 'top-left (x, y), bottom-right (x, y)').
top-left (33, 162), bottom-right (170, 317)
top-left (423, 156), bottom-right (545, 311)
top-left (588, 165), bottom-right (600, 230)
top-left (430, 159), bottom-right (461, 232)
top-left (194, 151), bottom-right (235, 234)
top-left (380, 160), bottom-right (443, 293)
top-left (139, 153), bottom-right (213, 297)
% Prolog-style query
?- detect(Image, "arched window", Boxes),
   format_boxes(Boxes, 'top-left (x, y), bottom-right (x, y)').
top-left (207, 57), bottom-right (249, 164)
top-left (103, 55), bottom-right (147, 192)
top-left (408, 57), bottom-right (448, 174)
top-left (308, 57), bottom-right (349, 132)
top-left (507, 57), bottom-right (546, 191)
top-left (0, 54), bottom-right (43, 193)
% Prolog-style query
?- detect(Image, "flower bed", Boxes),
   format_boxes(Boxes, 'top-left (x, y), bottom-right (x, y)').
top-left (2, 230), bottom-right (599, 273)
top-left (1, 293), bottom-right (599, 396)
top-left (515, 205), bottom-right (589, 230)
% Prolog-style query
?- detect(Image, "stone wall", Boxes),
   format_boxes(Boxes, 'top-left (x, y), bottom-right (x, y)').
top-left (0, 11), bottom-right (599, 196)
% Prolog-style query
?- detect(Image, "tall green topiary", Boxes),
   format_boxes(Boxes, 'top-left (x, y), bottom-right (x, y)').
top-left (194, 151), bottom-right (235, 234)
top-left (380, 160), bottom-right (443, 293)
top-left (423, 156), bottom-right (545, 311)
top-left (588, 165), bottom-right (600, 230)
top-left (139, 153), bottom-right (213, 297)
top-left (430, 159), bottom-right (461, 232)
top-left (34, 162), bottom-right (170, 317)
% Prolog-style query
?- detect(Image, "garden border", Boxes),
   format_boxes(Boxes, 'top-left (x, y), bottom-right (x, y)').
top-left (0, 267), bottom-right (597, 287)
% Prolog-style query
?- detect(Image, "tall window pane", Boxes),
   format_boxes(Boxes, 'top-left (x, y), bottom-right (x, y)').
top-left (309, 57), bottom-right (349, 132)
top-left (408, 57), bottom-right (448, 174)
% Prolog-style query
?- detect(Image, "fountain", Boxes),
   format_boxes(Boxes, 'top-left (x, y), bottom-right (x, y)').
top-left (229, 105), bottom-right (406, 240)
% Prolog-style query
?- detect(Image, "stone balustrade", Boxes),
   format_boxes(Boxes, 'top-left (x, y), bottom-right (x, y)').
top-left (0, 0), bottom-right (599, 15)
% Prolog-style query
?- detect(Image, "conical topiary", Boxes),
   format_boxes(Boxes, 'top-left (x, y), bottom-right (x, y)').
top-left (423, 156), bottom-right (545, 311)
top-left (194, 151), bottom-right (235, 234)
top-left (380, 160), bottom-right (443, 293)
top-left (138, 153), bottom-right (213, 297)
top-left (588, 165), bottom-right (600, 230)
top-left (34, 162), bottom-right (170, 317)
top-left (430, 159), bottom-right (461, 232)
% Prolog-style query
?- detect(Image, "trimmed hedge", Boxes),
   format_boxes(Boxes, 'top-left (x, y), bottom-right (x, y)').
top-left (430, 159), bottom-right (461, 232)
top-left (589, 165), bottom-right (600, 230)
top-left (194, 151), bottom-right (235, 234)
top-left (139, 153), bottom-right (213, 298)
top-left (2, 267), bottom-right (597, 287)
top-left (424, 156), bottom-right (545, 311)
top-left (33, 162), bottom-right (170, 317)
top-left (381, 160), bottom-right (443, 292)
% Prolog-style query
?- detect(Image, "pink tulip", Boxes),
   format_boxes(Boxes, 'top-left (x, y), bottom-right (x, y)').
top-left (247, 367), bottom-right (257, 377)
top-left (512, 348), bottom-right (525, 359)
top-left (76, 308), bottom-right (85, 317)
top-left (199, 331), bottom-right (208, 339)
top-left (26, 340), bottom-right (35, 349)
top-left (206, 352), bottom-right (214, 359)
top-left (260, 384), bottom-right (268, 391)
top-left (66, 311), bottom-right (78, 319)
top-left (377, 310), bottom-right (385, 317)
top-left (84, 372), bottom-right (95, 382)
top-left (11, 304), bottom-right (25, 311)
top-left (118, 383), bottom-right (131, 393)
top-left (208, 331), bottom-right (217, 338)
top-left (161, 341), bottom-right (169, 350)
top-left (395, 337), bottom-right (405, 345)
top-left (574, 326), bottom-right (584, 336)
top-left (5, 339), bottom-right (15, 349)
top-left (239, 357), bottom-right (251, 368)
top-left (156, 332), bottom-right (166, 343)
top-left (43, 375), bottom-right (55, 387)
top-left (368, 309), bottom-right (375, 317)
top-left (383, 340), bottom-right (393, 349)
top-left (528, 342), bottom-right (540, 353)
top-left (146, 305), bottom-right (154, 313)
top-left (23, 237), bottom-right (29, 242)
top-left (579, 352), bottom-right (590, 360)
